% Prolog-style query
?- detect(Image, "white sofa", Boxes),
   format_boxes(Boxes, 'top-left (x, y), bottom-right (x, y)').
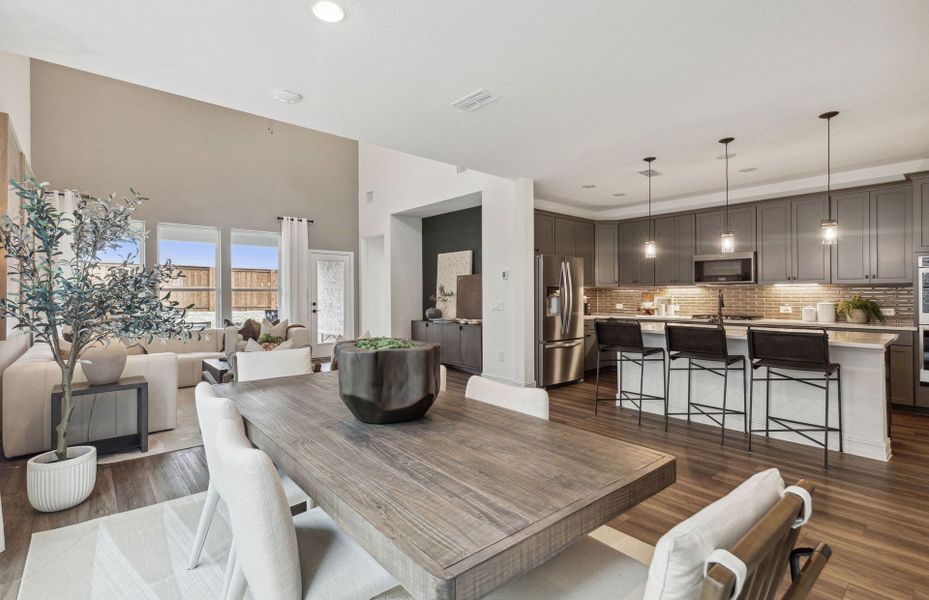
top-left (2, 343), bottom-right (178, 458)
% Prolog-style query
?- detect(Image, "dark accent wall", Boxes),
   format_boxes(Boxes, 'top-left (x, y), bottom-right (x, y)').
top-left (422, 206), bottom-right (482, 315)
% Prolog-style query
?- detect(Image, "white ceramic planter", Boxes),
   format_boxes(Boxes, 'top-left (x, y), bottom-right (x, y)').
top-left (848, 309), bottom-right (869, 324)
top-left (26, 446), bottom-right (97, 512)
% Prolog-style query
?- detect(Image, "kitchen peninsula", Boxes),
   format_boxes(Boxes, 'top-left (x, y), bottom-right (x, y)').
top-left (604, 319), bottom-right (897, 461)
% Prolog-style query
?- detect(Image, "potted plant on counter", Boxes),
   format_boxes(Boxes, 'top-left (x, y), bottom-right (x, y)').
top-left (837, 295), bottom-right (886, 324)
top-left (0, 180), bottom-right (194, 512)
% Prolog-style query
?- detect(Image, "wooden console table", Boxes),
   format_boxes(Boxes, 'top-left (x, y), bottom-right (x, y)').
top-left (50, 376), bottom-right (149, 455)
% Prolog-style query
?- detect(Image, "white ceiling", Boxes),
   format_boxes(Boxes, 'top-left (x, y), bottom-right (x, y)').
top-left (2, 0), bottom-right (929, 212)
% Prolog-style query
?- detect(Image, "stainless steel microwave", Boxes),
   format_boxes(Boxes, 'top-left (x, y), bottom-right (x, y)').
top-left (693, 252), bottom-right (755, 284)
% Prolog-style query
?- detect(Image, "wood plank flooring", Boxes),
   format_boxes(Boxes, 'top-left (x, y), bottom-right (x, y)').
top-left (1, 368), bottom-right (928, 599)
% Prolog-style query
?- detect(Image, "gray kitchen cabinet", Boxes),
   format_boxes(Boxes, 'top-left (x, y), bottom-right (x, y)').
top-left (534, 213), bottom-right (555, 255)
top-left (889, 344), bottom-right (915, 407)
top-left (575, 220), bottom-right (596, 285)
top-left (459, 324), bottom-right (482, 371)
top-left (410, 321), bottom-right (482, 373)
top-left (583, 322), bottom-right (599, 371)
top-left (910, 172), bottom-right (929, 252)
top-left (441, 324), bottom-right (462, 365)
top-left (757, 200), bottom-right (792, 283)
top-left (426, 321), bottom-right (443, 344)
top-left (594, 222), bottom-right (618, 286)
top-left (695, 206), bottom-right (756, 255)
top-left (792, 196), bottom-right (831, 283)
top-left (655, 214), bottom-right (695, 285)
top-left (618, 219), bottom-right (654, 286)
top-left (411, 320), bottom-right (428, 341)
top-left (830, 190), bottom-right (870, 283)
top-left (869, 186), bottom-right (912, 283)
top-left (554, 217), bottom-right (576, 256)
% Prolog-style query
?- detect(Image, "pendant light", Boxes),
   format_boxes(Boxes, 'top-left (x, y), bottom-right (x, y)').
top-left (719, 137), bottom-right (735, 253)
top-left (643, 157), bottom-right (657, 259)
top-left (819, 111), bottom-right (839, 245)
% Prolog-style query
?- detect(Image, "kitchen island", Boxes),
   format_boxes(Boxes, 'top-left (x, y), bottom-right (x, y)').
top-left (611, 322), bottom-right (897, 461)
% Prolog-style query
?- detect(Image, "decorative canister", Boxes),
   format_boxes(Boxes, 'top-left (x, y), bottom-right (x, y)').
top-left (816, 302), bottom-right (836, 323)
top-left (801, 306), bottom-right (817, 322)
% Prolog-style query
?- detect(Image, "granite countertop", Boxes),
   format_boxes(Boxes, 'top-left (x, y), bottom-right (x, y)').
top-left (583, 313), bottom-right (917, 332)
top-left (632, 321), bottom-right (897, 350)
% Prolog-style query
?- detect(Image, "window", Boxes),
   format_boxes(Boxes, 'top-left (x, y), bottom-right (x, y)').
top-left (96, 219), bottom-right (145, 266)
top-left (231, 229), bottom-right (280, 325)
top-left (157, 223), bottom-right (221, 328)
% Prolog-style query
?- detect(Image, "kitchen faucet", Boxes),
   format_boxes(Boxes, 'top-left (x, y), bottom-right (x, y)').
top-left (714, 289), bottom-right (724, 325)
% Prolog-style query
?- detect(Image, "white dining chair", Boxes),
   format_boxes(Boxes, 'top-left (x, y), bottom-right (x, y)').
top-left (189, 383), bottom-right (310, 572)
top-left (215, 418), bottom-right (400, 600)
top-left (234, 346), bottom-right (314, 382)
top-left (464, 376), bottom-right (549, 419)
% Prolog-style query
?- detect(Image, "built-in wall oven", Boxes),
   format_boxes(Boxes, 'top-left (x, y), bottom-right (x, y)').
top-left (917, 255), bottom-right (929, 382)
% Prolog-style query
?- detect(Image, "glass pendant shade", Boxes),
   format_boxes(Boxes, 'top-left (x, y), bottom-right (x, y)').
top-left (644, 240), bottom-right (657, 259)
top-left (821, 219), bottom-right (838, 245)
top-left (720, 232), bottom-right (735, 254)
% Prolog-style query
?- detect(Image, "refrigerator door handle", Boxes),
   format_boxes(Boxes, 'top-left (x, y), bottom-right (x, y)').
top-left (565, 260), bottom-right (573, 333)
top-left (559, 260), bottom-right (568, 337)
top-left (544, 339), bottom-right (584, 349)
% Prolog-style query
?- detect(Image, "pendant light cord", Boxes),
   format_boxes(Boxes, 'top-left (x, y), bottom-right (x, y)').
top-left (827, 116), bottom-right (832, 218)
top-left (724, 141), bottom-right (730, 232)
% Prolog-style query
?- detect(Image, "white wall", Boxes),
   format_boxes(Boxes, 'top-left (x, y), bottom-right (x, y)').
top-left (361, 235), bottom-right (388, 336)
top-left (359, 143), bottom-right (535, 386)
top-left (0, 51), bottom-right (30, 161)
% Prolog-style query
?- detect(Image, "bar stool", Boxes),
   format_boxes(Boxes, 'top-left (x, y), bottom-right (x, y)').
top-left (593, 319), bottom-right (667, 425)
top-left (665, 323), bottom-right (747, 444)
top-left (747, 326), bottom-right (843, 468)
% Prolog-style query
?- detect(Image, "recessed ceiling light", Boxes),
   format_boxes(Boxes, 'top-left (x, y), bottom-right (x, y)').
top-left (272, 89), bottom-right (303, 104)
top-left (738, 167), bottom-right (758, 173)
top-left (612, 192), bottom-right (626, 197)
top-left (311, 1), bottom-right (345, 23)
top-left (581, 184), bottom-right (597, 189)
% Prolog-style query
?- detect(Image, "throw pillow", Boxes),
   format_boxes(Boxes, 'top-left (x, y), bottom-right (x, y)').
top-left (643, 468), bottom-right (785, 599)
top-left (272, 340), bottom-right (294, 351)
top-left (244, 338), bottom-right (263, 352)
top-left (260, 318), bottom-right (289, 339)
top-left (235, 318), bottom-right (261, 342)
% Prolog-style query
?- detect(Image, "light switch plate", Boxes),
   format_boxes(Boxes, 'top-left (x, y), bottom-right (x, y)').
top-left (615, 303), bottom-right (624, 309)
top-left (884, 308), bottom-right (895, 317)
top-left (491, 301), bottom-right (504, 311)
top-left (779, 305), bottom-right (793, 314)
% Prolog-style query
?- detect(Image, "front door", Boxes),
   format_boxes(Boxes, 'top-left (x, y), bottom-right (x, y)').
top-left (309, 251), bottom-right (353, 357)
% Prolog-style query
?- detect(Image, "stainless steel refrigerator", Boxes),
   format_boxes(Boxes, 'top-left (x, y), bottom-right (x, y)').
top-left (535, 254), bottom-right (585, 387)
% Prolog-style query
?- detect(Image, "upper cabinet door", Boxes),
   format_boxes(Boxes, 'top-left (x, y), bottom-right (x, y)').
top-left (913, 175), bottom-right (929, 252)
top-left (554, 217), bottom-right (576, 256)
top-left (792, 196), bottom-right (831, 283)
top-left (674, 213), bottom-right (696, 284)
top-left (870, 186), bottom-right (912, 283)
top-left (757, 200), bottom-right (792, 283)
top-left (534, 213), bottom-right (555, 255)
top-left (575, 220), bottom-right (595, 285)
top-left (594, 222), bottom-right (618, 286)
top-left (617, 220), bottom-right (639, 285)
top-left (830, 191), bottom-right (870, 284)
top-left (695, 206), bottom-right (755, 255)
top-left (636, 219), bottom-right (656, 286)
top-left (653, 216), bottom-right (676, 285)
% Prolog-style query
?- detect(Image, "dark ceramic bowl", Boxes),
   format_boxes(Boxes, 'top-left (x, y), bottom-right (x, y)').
top-left (336, 341), bottom-right (441, 424)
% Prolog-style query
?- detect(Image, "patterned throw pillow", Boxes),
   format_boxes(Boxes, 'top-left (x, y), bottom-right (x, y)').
top-left (260, 318), bottom-right (289, 339)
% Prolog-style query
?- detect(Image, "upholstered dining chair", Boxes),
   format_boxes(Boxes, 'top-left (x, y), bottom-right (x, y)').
top-left (233, 346), bottom-right (314, 382)
top-left (375, 468), bottom-right (830, 600)
top-left (464, 375), bottom-right (549, 419)
top-left (215, 418), bottom-right (400, 600)
top-left (189, 383), bottom-right (310, 573)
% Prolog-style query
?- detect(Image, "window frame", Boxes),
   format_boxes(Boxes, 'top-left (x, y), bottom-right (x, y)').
top-left (230, 228), bottom-right (281, 325)
top-left (156, 222), bottom-right (222, 328)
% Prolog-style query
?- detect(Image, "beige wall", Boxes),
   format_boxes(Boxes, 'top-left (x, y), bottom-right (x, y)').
top-left (30, 59), bottom-right (359, 327)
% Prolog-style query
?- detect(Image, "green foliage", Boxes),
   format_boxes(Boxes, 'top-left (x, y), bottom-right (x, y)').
top-left (355, 337), bottom-right (416, 350)
top-left (836, 294), bottom-right (885, 323)
top-left (257, 334), bottom-right (283, 345)
top-left (0, 179), bottom-right (196, 460)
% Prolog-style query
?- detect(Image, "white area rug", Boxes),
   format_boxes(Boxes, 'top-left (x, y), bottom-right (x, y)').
top-left (19, 488), bottom-right (652, 600)
top-left (97, 386), bottom-right (202, 465)
top-left (18, 492), bottom-right (246, 600)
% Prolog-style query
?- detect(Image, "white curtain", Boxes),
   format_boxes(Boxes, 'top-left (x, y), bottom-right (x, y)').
top-left (280, 217), bottom-right (311, 326)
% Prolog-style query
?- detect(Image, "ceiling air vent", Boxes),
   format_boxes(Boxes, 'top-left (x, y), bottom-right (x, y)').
top-left (637, 168), bottom-right (662, 177)
top-left (451, 89), bottom-right (499, 112)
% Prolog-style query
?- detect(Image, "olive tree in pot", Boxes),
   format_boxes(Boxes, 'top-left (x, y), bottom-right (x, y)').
top-left (0, 180), bottom-right (194, 512)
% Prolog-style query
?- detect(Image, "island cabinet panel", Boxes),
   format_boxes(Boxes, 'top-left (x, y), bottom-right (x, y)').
top-left (889, 344), bottom-right (915, 406)
top-left (912, 173), bottom-right (929, 251)
top-left (575, 220), bottom-right (595, 284)
top-left (831, 190), bottom-right (871, 283)
top-left (792, 196), bottom-right (831, 283)
top-left (869, 186), bottom-right (912, 283)
top-left (654, 214), bottom-right (695, 285)
top-left (757, 200), bottom-right (792, 283)
top-left (695, 206), bottom-right (755, 255)
top-left (554, 217), bottom-right (576, 256)
top-left (594, 222), bottom-right (618, 286)
top-left (583, 321), bottom-right (598, 371)
top-left (534, 213), bottom-right (555, 255)
top-left (618, 219), bottom-right (654, 286)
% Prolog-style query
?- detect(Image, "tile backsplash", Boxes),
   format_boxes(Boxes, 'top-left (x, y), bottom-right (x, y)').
top-left (585, 284), bottom-right (914, 323)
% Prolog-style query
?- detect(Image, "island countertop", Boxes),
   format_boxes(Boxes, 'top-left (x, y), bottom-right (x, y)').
top-left (635, 322), bottom-right (898, 350)
top-left (584, 313), bottom-right (916, 332)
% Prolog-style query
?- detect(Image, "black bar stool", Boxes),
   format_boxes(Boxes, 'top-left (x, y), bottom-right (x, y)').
top-left (746, 326), bottom-right (843, 468)
top-left (665, 324), bottom-right (747, 444)
top-left (593, 319), bottom-right (666, 425)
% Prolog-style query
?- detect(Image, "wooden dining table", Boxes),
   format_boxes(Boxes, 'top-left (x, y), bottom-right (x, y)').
top-left (216, 373), bottom-right (676, 600)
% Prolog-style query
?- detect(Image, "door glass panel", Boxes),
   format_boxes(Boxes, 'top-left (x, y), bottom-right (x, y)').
top-left (316, 259), bottom-right (346, 345)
